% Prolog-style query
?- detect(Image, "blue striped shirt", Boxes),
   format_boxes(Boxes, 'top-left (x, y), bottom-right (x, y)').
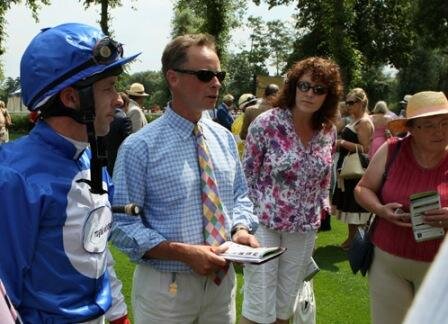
top-left (110, 106), bottom-right (258, 272)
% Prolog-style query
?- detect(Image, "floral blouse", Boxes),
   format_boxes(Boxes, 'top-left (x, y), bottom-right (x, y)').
top-left (243, 108), bottom-right (336, 232)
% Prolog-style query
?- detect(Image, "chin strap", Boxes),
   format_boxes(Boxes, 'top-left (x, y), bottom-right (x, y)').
top-left (77, 86), bottom-right (108, 195)
top-left (66, 85), bottom-right (141, 214)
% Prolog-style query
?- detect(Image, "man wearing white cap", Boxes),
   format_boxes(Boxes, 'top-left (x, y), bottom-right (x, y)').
top-left (126, 82), bottom-right (148, 132)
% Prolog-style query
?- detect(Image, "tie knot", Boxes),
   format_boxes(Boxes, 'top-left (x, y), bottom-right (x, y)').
top-left (193, 124), bottom-right (203, 137)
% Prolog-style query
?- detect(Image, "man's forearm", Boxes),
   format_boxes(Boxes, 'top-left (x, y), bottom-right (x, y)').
top-left (143, 241), bottom-right (192, 263)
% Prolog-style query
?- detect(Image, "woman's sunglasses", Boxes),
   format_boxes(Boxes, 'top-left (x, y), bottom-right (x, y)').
top-left (345, 100), bottom-right (359, 106)
top-left (173, 68), bottom-right (226, 83)
top-left (297, 81), bottom-right (327, 95)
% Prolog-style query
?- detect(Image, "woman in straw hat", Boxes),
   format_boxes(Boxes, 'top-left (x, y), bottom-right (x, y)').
top-left (354, 91), bottom-right (448, 324)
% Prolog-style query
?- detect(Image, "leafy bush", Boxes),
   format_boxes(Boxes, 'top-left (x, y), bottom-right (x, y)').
top-left (146, 113), bottom-right (161, 123)
top-left (10, 114), bottom-right (30, 133)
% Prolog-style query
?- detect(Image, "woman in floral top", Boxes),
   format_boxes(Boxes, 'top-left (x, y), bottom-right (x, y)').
top-left (240, 57), bottom-right (343, 324)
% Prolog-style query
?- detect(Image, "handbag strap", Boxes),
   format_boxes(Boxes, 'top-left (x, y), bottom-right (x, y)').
top-left (380, 138), bottom-right (403, 190)
top-left (368, 138), bottom-right (403, 232)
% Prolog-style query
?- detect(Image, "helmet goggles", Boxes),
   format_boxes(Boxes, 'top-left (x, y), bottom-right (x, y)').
top-left (91, 37), bottom-right (124, 65)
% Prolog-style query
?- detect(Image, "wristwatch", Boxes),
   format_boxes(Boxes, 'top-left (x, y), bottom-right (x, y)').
top-left (231, 224), bottom-right (250, 238)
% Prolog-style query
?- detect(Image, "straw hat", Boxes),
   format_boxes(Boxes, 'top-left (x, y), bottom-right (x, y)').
top-left (223, 94), bottom-right (234, 103)
top-left (388, 91), bottom-right (448, 134)
top-left (399, 94), bottom-right (412, 105)
top-left (126, 82), bottom-right (149, 97)
top-left (238, 93), bottom-right (257, 110)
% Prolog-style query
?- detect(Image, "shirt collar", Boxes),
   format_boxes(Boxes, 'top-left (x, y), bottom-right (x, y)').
top-left (31, 121), bottom-right (86, 160)
top-left (165, 105), bottom-right (207, 140)
top-left (58, 134), bottom-right (89, 159)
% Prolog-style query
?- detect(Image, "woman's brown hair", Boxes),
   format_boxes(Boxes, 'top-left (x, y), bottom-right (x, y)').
top-left (274, 57), bottom-right (343, 130)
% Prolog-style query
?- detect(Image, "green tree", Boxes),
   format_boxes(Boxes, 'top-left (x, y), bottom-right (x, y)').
top-left (245, 17), bottom-right (294, 76)
top-left (286, 0), bottom-right (364, 88)
top-left (171, 6), bottom-right (202, 37)
top-left (0, 0), bottom-right (50, 55)
top-left (351, 0), bottom-right (415, 69)
top-left (265, 20), bottom-right (294, 75)
top-left (252, 0), bottom-right (294, 7)
top-left (0, 76), bottom-right (20, 102)
top-left (254, 0), bottom-right (416, 90)
top-left (397, 47), bottom-right (448, 97)
top-left (413, 0), bottom-right (448, 48)
top-left (246, 16), bottom-right (270, 73)
top-left (225, 51), bottom-right (258, 99)
top-left (80, 0), bottom-right (136, 35)
top-left (360, 65), bottom-right (396, 111)
top-left (224, 16), bottom-right (293, 99)
top-left (123, 71), bottom-right (171, 109)
top-left (173, 0), bottom-right (246, 59)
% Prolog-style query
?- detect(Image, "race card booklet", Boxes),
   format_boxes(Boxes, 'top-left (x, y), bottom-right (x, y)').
top-left (409, 191), bottom-right (445, 242)
top-left (219, 241), bottom-right (286, 264)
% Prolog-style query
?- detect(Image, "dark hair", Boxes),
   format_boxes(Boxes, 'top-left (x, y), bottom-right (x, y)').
top-left (264, 84), bottom-right (279, 97)
top-left (118, 92), bottom-right (130, 109)
top-left (274, 57), bottom-right (343, 130)
top-left (161, 33), bottom-right (217, 81)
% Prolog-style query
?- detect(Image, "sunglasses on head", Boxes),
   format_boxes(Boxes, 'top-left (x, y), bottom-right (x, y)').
top-left (297, 81), bottom-right (327, 95)
top-left (92, 37), bottom-right (124, 65)
top-left (173, 68), bottom-right (226, 82)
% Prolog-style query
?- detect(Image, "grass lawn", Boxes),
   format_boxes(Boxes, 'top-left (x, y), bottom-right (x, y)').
top-left (9, 131), bottom-right (27, 141)
top-left (110, 219), bottom-right (371, 323)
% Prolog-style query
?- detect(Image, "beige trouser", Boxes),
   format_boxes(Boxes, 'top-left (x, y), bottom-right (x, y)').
top-left (369, 247), bottom-right (431, 324)
top-left (132, 264), bottom-right (236, 324)
top-left (242, 225), bottom-right (316, 323)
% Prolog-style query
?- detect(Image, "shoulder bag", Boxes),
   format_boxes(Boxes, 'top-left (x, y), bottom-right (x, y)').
top-left (339, 146), bottom-right (366, 180)
top-left (347, 139), bottom-right (402, 276)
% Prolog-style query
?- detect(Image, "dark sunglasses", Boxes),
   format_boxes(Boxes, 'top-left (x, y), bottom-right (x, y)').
top-left (173, 68), bottom-right (226, 82)
top-left (297, 81), bottom-right (327, 95)
top-left (345, 100), bottom-right (359, 106)
top-left (92, 37), bottom-right (124, 65)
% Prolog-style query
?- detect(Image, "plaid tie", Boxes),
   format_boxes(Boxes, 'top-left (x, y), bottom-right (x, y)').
top-left (194, 124), bottom-right (229, 285)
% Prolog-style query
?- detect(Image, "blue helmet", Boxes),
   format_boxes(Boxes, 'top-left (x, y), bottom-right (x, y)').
top-left (20, 23), bottom-right (140, 111)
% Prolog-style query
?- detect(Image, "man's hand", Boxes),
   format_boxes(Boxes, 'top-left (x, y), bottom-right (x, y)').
top-left (181, 245), bottom-right (228, 276)
top-left (232, 229), bottom-right (259, 248)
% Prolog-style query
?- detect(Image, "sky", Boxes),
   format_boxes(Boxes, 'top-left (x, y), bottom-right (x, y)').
top-left (2, 0), bottom-right (296, 79)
